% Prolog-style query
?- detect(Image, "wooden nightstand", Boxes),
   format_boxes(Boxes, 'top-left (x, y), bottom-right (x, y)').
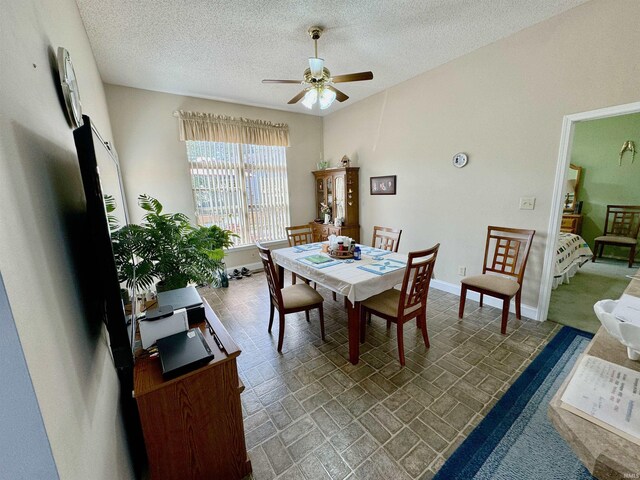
top-left (561, 214), bottom-right (583, 235)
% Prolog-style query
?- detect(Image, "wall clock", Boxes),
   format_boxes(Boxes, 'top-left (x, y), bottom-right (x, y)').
top-left (57, 47), bottom-right (84, 128)
top-left (452, 152), bottom-right (468, 168)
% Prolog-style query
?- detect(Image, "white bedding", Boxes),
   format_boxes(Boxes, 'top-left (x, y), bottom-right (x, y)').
top-left (553, 232), bottom-right (593, 289)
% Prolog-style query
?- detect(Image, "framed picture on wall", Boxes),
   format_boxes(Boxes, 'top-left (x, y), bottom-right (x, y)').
top-left (370, 175), bottom-right (397, 195)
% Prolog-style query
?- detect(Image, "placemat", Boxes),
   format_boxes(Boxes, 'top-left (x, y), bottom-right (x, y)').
top-left (297, 255), bottom-right (342, 269)
top-left (357, 258), bottom-right (406, 275)
top-left (359, 246), bottom-right (393, 257)
top-left (292, 243), bottom-right (324, 253)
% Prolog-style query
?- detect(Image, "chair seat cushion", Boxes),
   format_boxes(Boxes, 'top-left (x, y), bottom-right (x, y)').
top-left (282, 284), bottom-right (323, 310)
top-left (594, 235), bottom-right (637, 245)
top-left (461, 274), bottom-right (520, 296)
top-left (362, 288), bottom-right (421, 318)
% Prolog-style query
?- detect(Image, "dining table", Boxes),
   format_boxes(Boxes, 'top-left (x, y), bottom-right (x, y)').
top-left (271, 242), bottom-right (408, 364)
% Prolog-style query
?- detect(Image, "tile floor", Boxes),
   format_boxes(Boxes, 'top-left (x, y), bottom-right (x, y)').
top-left (199, 272), bottom-right (560, 480)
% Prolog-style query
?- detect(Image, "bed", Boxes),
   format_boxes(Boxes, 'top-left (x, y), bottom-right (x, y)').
top-left (553, 232), bottom-right (593, 289)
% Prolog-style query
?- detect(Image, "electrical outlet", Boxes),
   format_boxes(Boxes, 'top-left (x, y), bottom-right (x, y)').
top-left (519, 197), bottom-right (536, 210)
top-left (457, 266), bottom-right (466, 276)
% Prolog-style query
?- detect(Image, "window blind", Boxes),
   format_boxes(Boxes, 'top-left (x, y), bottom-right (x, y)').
top-left (186, 140), bottom-right (290, 246)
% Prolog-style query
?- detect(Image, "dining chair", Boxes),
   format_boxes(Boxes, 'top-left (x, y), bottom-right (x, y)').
top-left (458, 226), bottom-right (535, 335)
top-left (362, 225), bottom-right (403, 316)
top-left (372, 226), bottom-right (403, 252)
top-left (591, 205), bottom-right (640, 268)
top-left (256, 242), bottom-right (325, 352)
top-left (285, 224), bottom-right (315, 286)
top-left (360, 244), bottom-right (439, 366)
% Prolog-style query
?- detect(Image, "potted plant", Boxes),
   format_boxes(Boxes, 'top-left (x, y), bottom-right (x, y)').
top-left (135, 195), bottom-right (237, 292)
top-left (107, 194), bottom-right (237, 294)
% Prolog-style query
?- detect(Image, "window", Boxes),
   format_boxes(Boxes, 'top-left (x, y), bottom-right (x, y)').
top-left (186, 140), bottom-right (290, 247)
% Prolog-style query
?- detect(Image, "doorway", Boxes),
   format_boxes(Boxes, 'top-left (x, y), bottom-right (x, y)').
top-left (538, 101), bottom-right (640, 329)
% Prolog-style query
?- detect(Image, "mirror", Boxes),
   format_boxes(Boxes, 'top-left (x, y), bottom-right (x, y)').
top-left (563, 163), bottom-right (582, 212)
top-left (334, 176), bottom-right (345, 220)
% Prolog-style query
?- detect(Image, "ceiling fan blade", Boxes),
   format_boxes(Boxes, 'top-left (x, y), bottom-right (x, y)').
top-left (287, 89), bottom-right (308, 104)
top-left (262, 79), bottom-right (302, 84)
top-left (331, 71), bottom-right (374, 83)
top-left (326, 85), bottom-right (349, 102)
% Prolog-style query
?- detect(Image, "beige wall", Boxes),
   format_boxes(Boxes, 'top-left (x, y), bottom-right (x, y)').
top-left (105, 85), bottom-right (323, 267)
top-left (322, 0), bottom-right (640, 316)
top-left (0, 1), bottom-right (135, 479)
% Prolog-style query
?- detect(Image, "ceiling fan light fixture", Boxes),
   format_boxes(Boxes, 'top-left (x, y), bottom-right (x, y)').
top-left (319, 87), bottom-right (336, 110)
top-left (301, 88), bottom-right (318, 109)
top-left (308, 57), bottom-right (324, 79)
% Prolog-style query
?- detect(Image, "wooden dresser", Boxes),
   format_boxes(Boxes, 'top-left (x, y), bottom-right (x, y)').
top-left (134, 299), bottom-right (251, 480)
top-left (560, 213), bottom-right (583, 235)
top-left (310, 167), bottom-right (360, 242)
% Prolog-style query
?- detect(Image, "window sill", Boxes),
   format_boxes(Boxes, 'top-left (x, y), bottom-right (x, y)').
top-left (227, 239), bottom-right (288, 253)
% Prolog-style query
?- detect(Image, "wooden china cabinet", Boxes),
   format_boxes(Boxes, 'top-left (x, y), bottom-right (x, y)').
top-left (310, 167), bottom-right (360, 243)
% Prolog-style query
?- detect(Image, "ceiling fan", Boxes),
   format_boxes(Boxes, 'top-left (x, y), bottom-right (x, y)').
top-left (262, 26), bottom-right (374, 110)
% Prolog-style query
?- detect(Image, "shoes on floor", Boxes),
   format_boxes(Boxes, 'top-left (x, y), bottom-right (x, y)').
top-left (241, 267), bottom-right (252, 277)
top-left (231, 269), bottom-right (243, 280)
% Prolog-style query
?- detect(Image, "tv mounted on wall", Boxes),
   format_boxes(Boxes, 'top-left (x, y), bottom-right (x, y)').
top-left (73, 114), bottom-right (134, 373)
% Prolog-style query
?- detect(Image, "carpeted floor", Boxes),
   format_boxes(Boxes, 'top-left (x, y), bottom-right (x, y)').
top-left (548, 258), bottom-right (633, 333)
top-left (433, 326), bottom-right (594, 480)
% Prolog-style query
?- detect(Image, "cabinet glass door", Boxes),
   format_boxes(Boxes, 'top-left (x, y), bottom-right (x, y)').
top-left (326, 176), bottom-right (333, 213)
top-left (334, 175), bottom-right (345, 221)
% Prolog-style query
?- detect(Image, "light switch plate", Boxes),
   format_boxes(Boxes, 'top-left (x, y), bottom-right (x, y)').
top-left (519, 197), bottom-right (536, 210)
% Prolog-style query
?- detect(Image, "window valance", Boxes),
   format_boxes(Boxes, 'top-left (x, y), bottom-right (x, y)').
top-left (174, 110), bottom-right (290, 147)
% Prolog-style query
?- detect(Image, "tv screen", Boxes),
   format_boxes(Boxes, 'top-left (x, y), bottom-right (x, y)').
top-left (73, 115), bottom-right (134, 372)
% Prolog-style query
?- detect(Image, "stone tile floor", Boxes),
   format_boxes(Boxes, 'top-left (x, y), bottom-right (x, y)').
top-left (199, 272), bottom-right (560, 480)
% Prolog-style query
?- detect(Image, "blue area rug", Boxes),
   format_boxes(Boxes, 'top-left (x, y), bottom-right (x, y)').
top-left (434, 326), bottom-right (595, 480)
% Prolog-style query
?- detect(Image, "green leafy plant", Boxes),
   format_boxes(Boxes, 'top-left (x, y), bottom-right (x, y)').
top-left (134, 194), bottom-right (238, 291)
top-left (106, 194), bottom-right (238, 293)
top-left (105, 195), bottom-right (155, 291)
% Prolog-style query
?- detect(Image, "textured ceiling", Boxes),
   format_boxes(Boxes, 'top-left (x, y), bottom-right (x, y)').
top-left (76, 0), bottom-right (588, 116)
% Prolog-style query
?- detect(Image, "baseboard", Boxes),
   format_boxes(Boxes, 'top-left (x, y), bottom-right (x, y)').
top-left (430, 279), bottom-right (540, 321)
top-left (221, 265), bottom-right (540, 320)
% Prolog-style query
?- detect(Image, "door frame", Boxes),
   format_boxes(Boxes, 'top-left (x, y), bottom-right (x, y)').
top-left (537, 101), bottom-right (640, 321)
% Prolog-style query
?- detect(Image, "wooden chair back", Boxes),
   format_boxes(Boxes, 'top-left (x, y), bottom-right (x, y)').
top-left (482, 226), bottom-right (535, 285)
top-left (603, 205), bottom-right (640, 239)
top-left (372, 226), bottom-right (403, 252)
top-left (398, 244), bottom-right (439, 318)
top-left (256, 242), bottom-right (283, 310)
top-left (285, 225), bottom-right (313, 247)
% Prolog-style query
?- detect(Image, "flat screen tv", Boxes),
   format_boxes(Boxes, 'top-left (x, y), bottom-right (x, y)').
top-left (73, 114), bottom-right (134, 373)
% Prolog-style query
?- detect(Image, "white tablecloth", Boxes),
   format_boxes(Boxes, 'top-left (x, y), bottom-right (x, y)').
top-left (271, 245), bottom-right (408, 304)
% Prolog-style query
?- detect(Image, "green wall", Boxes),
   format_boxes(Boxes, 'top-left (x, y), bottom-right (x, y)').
top-left (570, 112), bottom-right (640, 259)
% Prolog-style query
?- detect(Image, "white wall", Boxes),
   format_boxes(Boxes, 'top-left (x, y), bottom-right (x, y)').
top-left (322, 0), bottom-right (640, 316)
top-left (105, 85), bottom-right (324, 267)
top-left (0, 0), bottom-right (134, 478)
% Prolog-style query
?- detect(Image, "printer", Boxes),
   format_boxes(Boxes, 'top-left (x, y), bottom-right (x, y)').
top-left (157, 286), bottom-right (205, 325)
